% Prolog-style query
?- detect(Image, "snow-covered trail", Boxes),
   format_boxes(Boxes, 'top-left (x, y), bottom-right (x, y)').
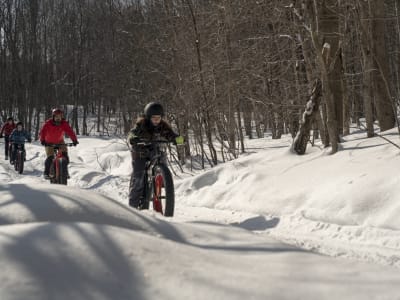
top-left (2, 134), bottom-right (400, 299)
top-left (1, 131), bottom-right (400, 271)
top-left (1, 183), bottom-right (400, 300)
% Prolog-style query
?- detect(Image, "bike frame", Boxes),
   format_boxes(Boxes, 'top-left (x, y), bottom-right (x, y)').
top-left (136, 140), bottom-right (174, 215)
top-left (146, 144), bottom-right (167, 213)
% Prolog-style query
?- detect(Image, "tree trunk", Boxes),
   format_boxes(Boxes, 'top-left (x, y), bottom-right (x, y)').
top-left (306, 0), bottom-right (341, 153)
top-left (357, 0), bottom-right (376, 137)
top-left (292, 79), bottom-right (323, 154)
top-left (370, 0), bottom-right (396, 131)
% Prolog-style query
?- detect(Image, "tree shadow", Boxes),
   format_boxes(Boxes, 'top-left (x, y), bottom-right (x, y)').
top-left (341, 143), bottom-right (387, 151)
top-left (0, 183), bottom-right (191, 299)
top-left (231, 215), bottom-right (280, 231)
top-left (0, 223), bottom-right (145, 300)
top-left (0, 183), bottom-right (315, 300)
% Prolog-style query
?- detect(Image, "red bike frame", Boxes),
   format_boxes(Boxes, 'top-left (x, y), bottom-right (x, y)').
top-left (45, 143), bottom-right (75, 184)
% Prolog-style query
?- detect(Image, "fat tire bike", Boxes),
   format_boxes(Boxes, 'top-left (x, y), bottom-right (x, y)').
top-left (134, 140), bottom-right (175, 217)
top-left (45, 143), bottom-right (75, 185)
top-left (10, 142), bottom-right (26, 174)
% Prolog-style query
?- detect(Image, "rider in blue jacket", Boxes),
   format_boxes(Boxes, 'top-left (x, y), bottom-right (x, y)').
top-left (9, 122), bottom-right (32, 164)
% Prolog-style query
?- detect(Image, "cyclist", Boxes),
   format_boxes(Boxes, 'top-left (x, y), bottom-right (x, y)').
top-left (127, 102), bottom-right (184, 208)
top-left (0, 117), bottom-right (16, 160)
top-left (9, 122), bottom-right (32, 164)
top-left (39, 108), bottom-right (79, 179)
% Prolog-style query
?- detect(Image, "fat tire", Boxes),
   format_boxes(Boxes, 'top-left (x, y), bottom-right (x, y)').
top-left (58, 158), bottom-right (68, 185)
top-left (18, 151), bottom-right (24, 174)
top-left (153, 164), bottom-right (174, 217)
top-left (14, 153), bottom-right (18, 171)
top-left (49, 162), bottom-right (56, 184)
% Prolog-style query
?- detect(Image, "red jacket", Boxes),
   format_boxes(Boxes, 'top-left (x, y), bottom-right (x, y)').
top-left (0, 122), bottom-right (16, 136)
top-left (40, 119), bottom-right (78, 144)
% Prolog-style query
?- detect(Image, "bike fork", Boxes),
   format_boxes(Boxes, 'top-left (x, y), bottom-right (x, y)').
top-left (153, 174), bottom-right (164, 213)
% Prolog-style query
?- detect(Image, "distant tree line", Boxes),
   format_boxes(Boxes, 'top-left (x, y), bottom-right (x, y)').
top-left (1, 0), bottom-right (399, 165)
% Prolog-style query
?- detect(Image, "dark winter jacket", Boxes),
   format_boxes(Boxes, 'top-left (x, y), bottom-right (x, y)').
top-left (127, 117), bottom-right (178, 149)
top-left (40, 118), bottom-right (78, 144)
top-left (10, 129), bottom-right (31, 144)
top-left (0, 122), bottom-right (16, 136)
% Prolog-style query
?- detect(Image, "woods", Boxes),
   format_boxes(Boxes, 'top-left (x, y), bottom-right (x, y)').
top-left (1, 0), bottom-right (399, 163)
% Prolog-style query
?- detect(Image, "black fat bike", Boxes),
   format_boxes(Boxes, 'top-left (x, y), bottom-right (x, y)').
top-left (10, 142), bottom-right (26, 174)
top-left (45, 143), bottom-right (75, 185)
top-left (135, 140), bottom-right (175, 217)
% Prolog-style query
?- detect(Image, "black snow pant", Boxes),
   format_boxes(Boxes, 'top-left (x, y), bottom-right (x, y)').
top-left (129, 152), bottom-right (147, 208)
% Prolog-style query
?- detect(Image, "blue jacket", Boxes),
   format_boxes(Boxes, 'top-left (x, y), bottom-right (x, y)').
top-left (10, 129), bottom-right (31, 144)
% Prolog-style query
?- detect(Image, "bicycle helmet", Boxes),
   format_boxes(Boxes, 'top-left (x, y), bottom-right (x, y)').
top-left (7, 117), bottom-right (13, 121)
top-left (144, 102), bottom-right (164, 119)
top-left (52, 108), bottom-right (63, 117)
top-left (16, 121), bottom-right (23, 127)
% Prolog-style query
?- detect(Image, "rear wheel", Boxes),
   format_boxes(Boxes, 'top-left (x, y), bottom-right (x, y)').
top-left (152, 164), bottom-right (174, 217)
top-left (8, 144), bottom-right (12, 163)
top-left (49, 161), bottom-right (56, 184)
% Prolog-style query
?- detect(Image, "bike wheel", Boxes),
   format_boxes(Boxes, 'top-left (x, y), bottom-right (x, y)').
top-left (14, 159), bottom-right (18, 171)
top-left (49, 161), bottom-right (56, 184)
top-left (8, 144), bottom-right (12, 162)
top-left (152, 164), bottom-right (174, 217)
top-left (58, 158), bottom-right (68, 185)
top-left (13, 152), bottom-right (18, 171)
top-left (17, 151), bottom-right (24, 174)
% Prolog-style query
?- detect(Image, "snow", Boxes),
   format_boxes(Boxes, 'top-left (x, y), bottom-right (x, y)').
top-left (1, 127), bottom-right (400, 299)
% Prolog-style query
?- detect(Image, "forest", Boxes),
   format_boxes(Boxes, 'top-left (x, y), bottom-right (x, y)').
top-left (1, 0), bottom-right (399, 165)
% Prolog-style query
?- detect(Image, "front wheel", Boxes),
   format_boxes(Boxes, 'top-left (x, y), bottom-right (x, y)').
top-left (57, 158), bottom-right (68, 185)
top-left (17, 151), bottom-right (24, 174)
top-left (152, 164), bottom-right (174, 217)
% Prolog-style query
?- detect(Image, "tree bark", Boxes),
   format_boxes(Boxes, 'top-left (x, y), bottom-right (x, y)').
top-left (292, 79), bottom-right (323, 154)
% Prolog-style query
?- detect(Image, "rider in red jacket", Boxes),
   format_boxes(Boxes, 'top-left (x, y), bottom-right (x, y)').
top-left (39, 108), bottom-right (79, 179)
top-left (0, 117), bottom-right (16, 160)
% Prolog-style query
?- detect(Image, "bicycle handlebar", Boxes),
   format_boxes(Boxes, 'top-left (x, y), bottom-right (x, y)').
top-left (10, 142), bottom-right (28, 145)
top-left (44, 143), bottom-right (76, 147)
top-left (136, 140), bottom-right (171, 147)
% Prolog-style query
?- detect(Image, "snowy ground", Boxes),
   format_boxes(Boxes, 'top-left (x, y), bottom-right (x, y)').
top-left (1, 127), bottom-right (400, 299)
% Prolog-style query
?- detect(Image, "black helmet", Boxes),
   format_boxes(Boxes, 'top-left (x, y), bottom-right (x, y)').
top-left (7, 117), bottom-right (13, 121)
top-left (16, 121), bottom-right (23, 127)
top-left (144, 102), bottom-right (164, 119)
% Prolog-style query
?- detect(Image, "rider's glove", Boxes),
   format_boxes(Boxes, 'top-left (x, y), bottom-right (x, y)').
top-left (28, 139), bottom-right (32, 143)
top-left (0, 134), bottom-right (3, 138)
top-left (129, 137), bottom-right (139, 146)
top-left (175, 136), bottom-right (184, 145)
top-left (72, 140), bottom-right (79, 146)
top-left (40, 140), bottom-right (46, 146)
